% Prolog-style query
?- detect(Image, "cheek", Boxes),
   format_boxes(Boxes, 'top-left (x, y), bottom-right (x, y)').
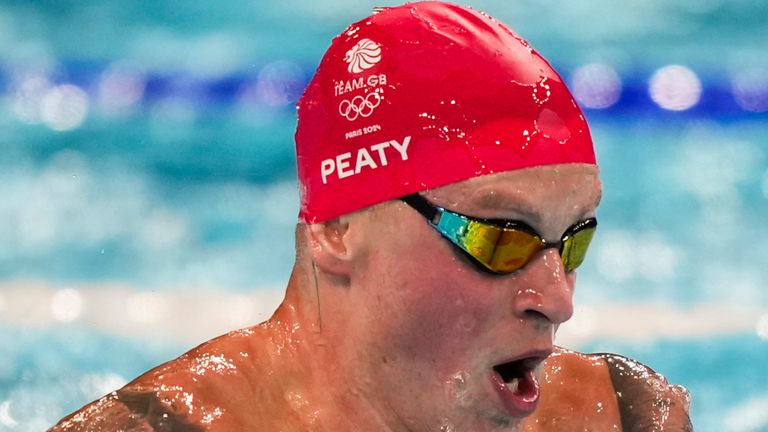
top-left (364, 248), bottom-right (501, 365)
top-left (351, 218), bottom-right (514, 370)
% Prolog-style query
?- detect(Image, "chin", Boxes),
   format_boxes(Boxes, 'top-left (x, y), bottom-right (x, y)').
top-left (442, 416), bottom-right (524, 432)
top-left (428, 400), bottom-right (525, 432)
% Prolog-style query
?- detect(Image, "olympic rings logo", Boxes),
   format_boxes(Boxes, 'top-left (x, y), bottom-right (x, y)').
top-left (338, 92), bottom-right (381, 121)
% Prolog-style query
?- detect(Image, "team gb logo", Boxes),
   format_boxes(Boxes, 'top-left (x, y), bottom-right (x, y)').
top-left (344, 38), bottom-right (382, 74)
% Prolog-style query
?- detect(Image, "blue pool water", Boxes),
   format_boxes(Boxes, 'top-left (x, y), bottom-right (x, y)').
top-left (1, 1), bottom-right (767, 430)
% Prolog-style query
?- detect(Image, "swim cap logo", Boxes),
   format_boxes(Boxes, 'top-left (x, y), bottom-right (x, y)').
top-left (339, 92), bottom-right (381, 121)
top-left (344, 38), bottom-right (381, 74)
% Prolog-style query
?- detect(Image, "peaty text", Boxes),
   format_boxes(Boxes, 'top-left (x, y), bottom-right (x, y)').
top-left (320, 136), bottom-right (411, 184)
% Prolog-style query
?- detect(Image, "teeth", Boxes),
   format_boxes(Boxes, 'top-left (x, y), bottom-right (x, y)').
top-left (504, 377), bottom-right (520, 394)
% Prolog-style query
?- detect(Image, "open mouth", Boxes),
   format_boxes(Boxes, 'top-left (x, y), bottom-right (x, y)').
top-left (491, 355), bottom-right (546, 415)
top-left (493, 357), bottom-right (540, 398)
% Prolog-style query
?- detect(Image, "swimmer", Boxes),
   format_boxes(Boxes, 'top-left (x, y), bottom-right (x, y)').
top-left (50, 2), bottom-right (692, 431)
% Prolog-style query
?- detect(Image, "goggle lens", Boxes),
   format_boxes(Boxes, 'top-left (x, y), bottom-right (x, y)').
top-left (560, 224), bottom-right (596, 272)
top-left (462, 220), bottom-right (547, 272)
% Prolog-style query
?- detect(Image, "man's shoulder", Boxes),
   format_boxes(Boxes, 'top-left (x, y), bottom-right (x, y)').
top-left (527, 348), bottom-right (692, 432)
top-left (131, 325), bottom-right (267, 388)
top-left (48, 390), bottom-right (206, 432)
top-left (596, 352), bottom-right (693, 432)
top-left (527, 348), bottom-right (622, 431)
top-left (49, 325), bottom-right (271, 431)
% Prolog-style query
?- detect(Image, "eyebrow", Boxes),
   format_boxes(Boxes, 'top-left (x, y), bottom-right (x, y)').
top-left (468, 188), bottom-right (601, 238)
top-left (405, 194), bottom-right (543, 236)
top-left (469, 190), bottom-right (544, 225)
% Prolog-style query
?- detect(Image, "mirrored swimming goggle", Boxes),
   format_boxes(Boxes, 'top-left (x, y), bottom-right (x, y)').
top-left (400, 194), bottom-right (597, 274)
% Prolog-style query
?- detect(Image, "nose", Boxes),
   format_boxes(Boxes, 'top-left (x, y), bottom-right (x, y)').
top-left (511, 249), bottom-right (574, 325)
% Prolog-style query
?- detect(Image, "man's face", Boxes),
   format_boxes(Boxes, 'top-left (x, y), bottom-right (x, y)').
top-left (338, 163), bottom-right (602, 431)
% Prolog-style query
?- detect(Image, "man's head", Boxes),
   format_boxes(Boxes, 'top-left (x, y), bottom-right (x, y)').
top-left (290, 2), bottom-right (601, 430)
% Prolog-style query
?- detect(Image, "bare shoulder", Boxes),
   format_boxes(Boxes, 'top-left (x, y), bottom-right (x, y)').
top-left (525, 348), bottom-right (622, 431)
top-left (525, 348), bottom-right (693, 432)
top-left (596, 352), bottom-right (693, 432)
top-left (47, 390), bottom-right (204, 432)
top-left (49, 326), bottom-right (270, 431)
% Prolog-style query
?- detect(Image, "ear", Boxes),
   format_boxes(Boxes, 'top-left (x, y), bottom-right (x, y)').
top-left (306, 217), bottom-right (355, 276)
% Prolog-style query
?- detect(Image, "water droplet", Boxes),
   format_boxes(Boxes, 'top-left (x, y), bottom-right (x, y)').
top-left (446, 371), bottom-right (472, 407)
top-left (440, 421), bottom-right (456, 432)
top-left (532, 76), bottom-right (552, 105)
top-left (536, 108), bottom-right (571, 144)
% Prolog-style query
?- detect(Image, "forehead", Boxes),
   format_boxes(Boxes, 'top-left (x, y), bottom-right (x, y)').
top-left (422, 164), bottom-right (601, 231)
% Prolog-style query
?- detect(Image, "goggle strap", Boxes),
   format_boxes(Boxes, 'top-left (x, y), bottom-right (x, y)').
top-left (400, 194), bottom-right (440, 223)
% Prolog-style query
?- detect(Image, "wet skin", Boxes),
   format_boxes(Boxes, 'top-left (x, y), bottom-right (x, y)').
top-left (49, 339), bottom-right (691, 431)
top-left (50, 164), bottom-right (691, 431)
top-left (318, 163), bottom-right (602, 431)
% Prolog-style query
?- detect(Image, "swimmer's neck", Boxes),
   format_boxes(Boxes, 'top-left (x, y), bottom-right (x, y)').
top-left (263, 269), bottom-right (403, 431)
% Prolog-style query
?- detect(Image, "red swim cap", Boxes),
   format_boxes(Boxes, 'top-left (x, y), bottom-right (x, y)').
top-left (296, 1), bottom-right (596, 223)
